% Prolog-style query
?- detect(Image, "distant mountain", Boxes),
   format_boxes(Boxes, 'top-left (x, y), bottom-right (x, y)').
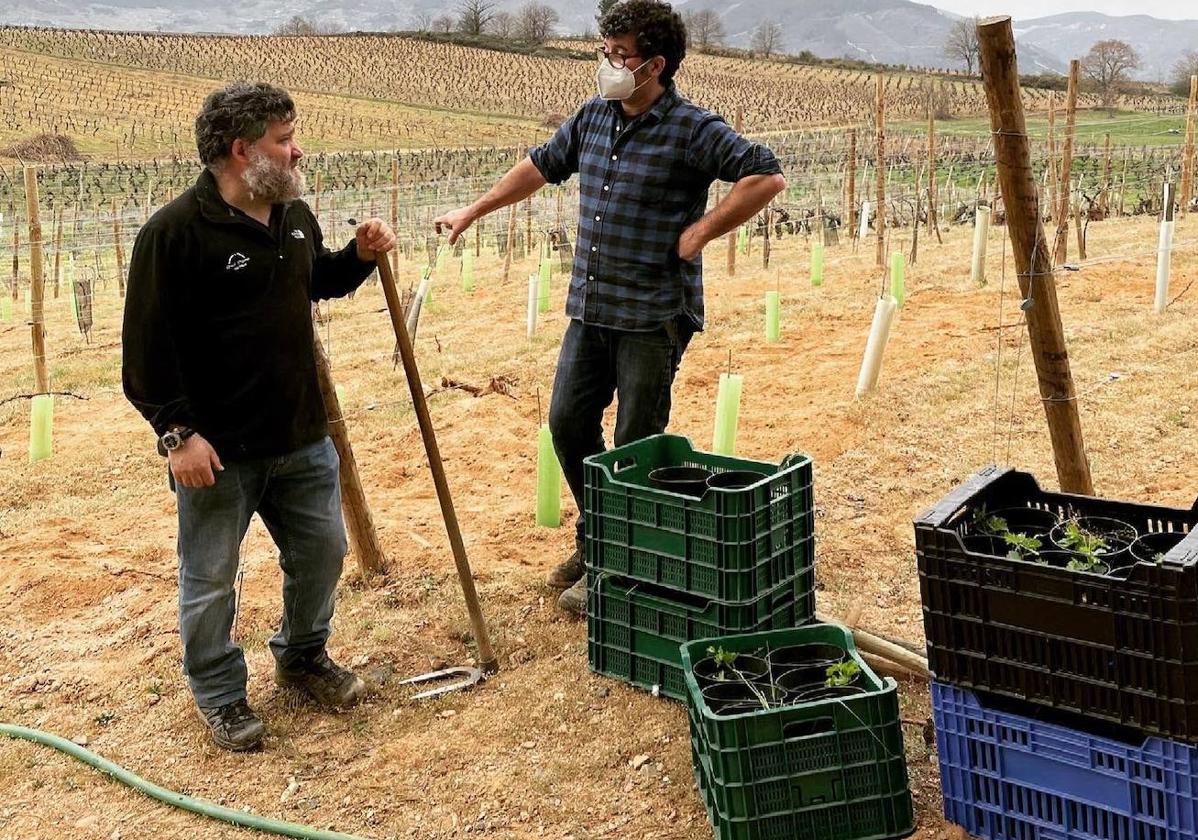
top-left (1, 0), bottom-right (1192, 84)
top-left (1015, 13), bottom-right (1198, 82)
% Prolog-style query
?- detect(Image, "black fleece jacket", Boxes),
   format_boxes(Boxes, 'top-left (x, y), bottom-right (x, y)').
top-left (122, 168), bottom-right (375, 460)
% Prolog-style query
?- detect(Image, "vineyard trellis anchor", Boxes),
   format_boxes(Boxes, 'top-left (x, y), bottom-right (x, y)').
top-left (374, 253), bottom-right (499, 677)
top-left (978, 15), bottom-right (1093, 496)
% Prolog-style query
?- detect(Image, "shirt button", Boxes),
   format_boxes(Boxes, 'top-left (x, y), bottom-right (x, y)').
top-left (611, 155), bottom-right (618, 161)
top-left (595, 215), bottom-right (601, 221)
top-left (591, 246), bottom-right (597, 252)
top-left (603, 185), bottom-right (610, 191)
top-left (588, 275), bottom-right (595, 280)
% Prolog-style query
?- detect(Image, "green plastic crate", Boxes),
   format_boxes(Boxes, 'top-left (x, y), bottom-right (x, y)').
top-left (583, 435), bottom-right (814, 602)
top-left (681, 624), bottom-right (915, 840)
top-left (587, 571), bottom-right (810, 701)
top-left (693, 744), bottom-right (914, 840)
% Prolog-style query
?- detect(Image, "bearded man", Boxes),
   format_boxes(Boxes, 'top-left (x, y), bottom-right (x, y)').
top-left (122, 82), bottom-right (396, 751)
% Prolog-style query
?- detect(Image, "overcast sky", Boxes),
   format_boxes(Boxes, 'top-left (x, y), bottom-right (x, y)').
top-left (930, 0), bottom-right (1196, 21)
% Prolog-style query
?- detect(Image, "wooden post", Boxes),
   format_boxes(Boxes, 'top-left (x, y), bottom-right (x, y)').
top-left (1118, 148), bottom-right (1129, 217)
top-left (9, 206), bottom-right (18, 302)
top-left (1100, 133), bottom-right (1112, 216)
top-left (313, 327), bottom-right (387, 580)
top-left (52, 206), bottom-right (63, 299)
top-left (502, 202), bottom-right (517, 283)
top-left (313, 171), bottom-right (322, 218)
top-left (112, 198), bottom-right (126, 297)
top-left (761, 199), bottom-right (771, 269)
top-left (1053, 60), bottom-right (1079, 265)
top-left (927, 89), bottom-right (942, 243)
top-left (977, 16), bottom-right (1093, 495)
top-left (1073, 183), bottom-right (1086, 260)
top-left (390, 158), bottom-right (400, 274)
top-left (1182, 76), bottom-right (1197, 217)
top-left (836, 129), bottom-right (853, 244)
top-left (1047, 98), bottom-right (1057, 222)
top-left (726, 108), bottom-right (743, 275)
top-left (25, 168), bottom-right (49, 394)
top-left (875, 75), bottom-right (886, 268)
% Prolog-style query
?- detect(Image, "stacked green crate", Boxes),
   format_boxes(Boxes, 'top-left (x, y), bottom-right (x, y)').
top-left (584, 435), bottom-right (816, 700)
top-left (681, 624), bottom-right (915, 840)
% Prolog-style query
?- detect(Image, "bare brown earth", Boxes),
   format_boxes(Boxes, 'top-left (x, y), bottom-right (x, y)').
top-left (1, 216), bottom-right (1197, 839)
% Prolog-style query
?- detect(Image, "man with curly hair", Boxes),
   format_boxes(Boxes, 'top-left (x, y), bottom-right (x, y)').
top-left (123, 82), bottom-right (396, 750)
top-left (435, 0), bottom-right (786, 615)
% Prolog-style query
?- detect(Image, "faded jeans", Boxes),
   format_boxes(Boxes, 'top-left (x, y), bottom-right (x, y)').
top-left (174, 436), bottom-right (347, 708)
top-left (548, 317), bottom-right (695, 548)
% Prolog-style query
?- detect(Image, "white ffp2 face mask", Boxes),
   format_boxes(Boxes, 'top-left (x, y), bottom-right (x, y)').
top-left (596, 58), bottom-right (654, 101)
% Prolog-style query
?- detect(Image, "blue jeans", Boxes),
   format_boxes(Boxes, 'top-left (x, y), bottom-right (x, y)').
top-left (174, 436), bottom-right (347, 708)
top-left (549, 318), bottom-right (695, 548)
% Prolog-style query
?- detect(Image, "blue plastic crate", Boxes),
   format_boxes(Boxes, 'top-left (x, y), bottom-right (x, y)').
top-left (932, 681), bottom-right (1198, 840)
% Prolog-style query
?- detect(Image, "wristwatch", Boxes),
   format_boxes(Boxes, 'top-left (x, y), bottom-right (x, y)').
top-left (159, 426), bottom-right (196, 455)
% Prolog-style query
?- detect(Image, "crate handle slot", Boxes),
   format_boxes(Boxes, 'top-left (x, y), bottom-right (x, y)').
top-left (783, 717), bottom-right (836, 740)
top-left (613, 457), bottom-right (637, 474)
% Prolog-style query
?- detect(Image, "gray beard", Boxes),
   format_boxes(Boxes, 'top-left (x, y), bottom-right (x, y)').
top-left (243, 151), bottom-right (305, 203)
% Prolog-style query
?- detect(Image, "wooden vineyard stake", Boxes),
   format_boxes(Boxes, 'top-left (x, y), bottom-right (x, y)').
top-left (727, 108), bottom-right (743, 276)
top-left (845, 129), bottom-right (857, 242)
top-left (25, 168), bottom-right (49, 394)
top-left (313, 327), bottom-right (387, 580)
top-left (977, 16), bottom-right (1093, 495)
top-left (875, 74), bottom-right (886, 268)
top-left (1053, 60), bottom-right (1079, 266)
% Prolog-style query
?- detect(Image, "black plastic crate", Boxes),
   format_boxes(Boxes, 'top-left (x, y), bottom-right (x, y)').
top-left (916, 465), bottom-right (1198, 743)
top-left (583, 435), bottom-right (814, 602)
top-left (587, 570), bottom-right (811, 701)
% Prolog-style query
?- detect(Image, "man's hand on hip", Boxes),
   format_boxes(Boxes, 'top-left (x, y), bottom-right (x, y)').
top-left (169, 434), bottom-right (224, 488)
top-left (677, 225), bottom-right (708, 262)
top-left (354, 218), bottom-right (397, 262)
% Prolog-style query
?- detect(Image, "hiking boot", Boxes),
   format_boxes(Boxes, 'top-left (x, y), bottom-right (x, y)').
top-left (196, 699), bottom-right (266, 752)
top-left (275, 650), bottom-right (368, 709)
top-left (546, 547), bottom-right (584, 590)
top-left (557, 576), bottom-right (587, 617)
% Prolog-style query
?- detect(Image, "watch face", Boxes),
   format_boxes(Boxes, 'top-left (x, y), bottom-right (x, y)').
top-left (163, 432), bottom-right (182, 451)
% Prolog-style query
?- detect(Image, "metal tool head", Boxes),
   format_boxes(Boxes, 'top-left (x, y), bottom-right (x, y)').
top-left (398, 666), bottom-right (484, 700)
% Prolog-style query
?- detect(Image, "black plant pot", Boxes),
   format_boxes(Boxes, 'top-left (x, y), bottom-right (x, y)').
top-left (990, 506), bottom-right (1059, 537)
top-left (767, 644), bottom-right (845, 681)
top-left (1036, 550), bottom-right (1075, 569)
top-left (707, 470), bottom-right (769, 491)
top-left (692, 653), bottom-right (769, 689)
top-left (1051, 516), bottom-right (1137, 566)
top-left (1130, 531), bottom-right (1186, 564)
top-left (701, 680), bottom-right (786, 714)
top-left (648, 466), bottom-right (712, 497)
top-left (774, 666), bottom-right (830, 695)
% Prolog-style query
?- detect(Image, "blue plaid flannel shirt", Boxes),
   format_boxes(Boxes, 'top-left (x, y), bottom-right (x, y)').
top-left (529, 85), bottom-right (783, 331)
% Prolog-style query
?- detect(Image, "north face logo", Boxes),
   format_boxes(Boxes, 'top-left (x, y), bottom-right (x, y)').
top-left (226, 253), bottom-right (250, 272)
top-left (290, 229), bottom-right (305, 240)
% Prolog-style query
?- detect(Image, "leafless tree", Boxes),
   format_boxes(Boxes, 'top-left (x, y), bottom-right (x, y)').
top-left (749, 20), bottom-right (784, 59)
top-left (410, 11), bottom-right (434, 32)
top-left (943, 17), bottom-right (979, 75)
top-left (432, 14), bottom-right (456, 34)
top-left (1082, 39), bottom-right (1140, 107)
top-left (683, 9), bottom-right (724, 52)
top-left (273, 15), bottom-right (342, 35)
top-left (515, 2), bottom-right (559, 45)
top-left (456, 0), bottom-right (498, 36)
top-left (489, 11), bottom-right (515, 38)
top-left (1173, 50), bottom-right (1198, 98)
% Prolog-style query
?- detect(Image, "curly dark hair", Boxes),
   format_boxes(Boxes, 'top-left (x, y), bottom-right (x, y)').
top-left (600, 0), bottom-right (687, 86)
top-left (195, 82), bottom-right (296, 168)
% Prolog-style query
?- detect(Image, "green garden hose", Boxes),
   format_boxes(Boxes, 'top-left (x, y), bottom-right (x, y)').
top-left (0, 723), bottom-right (367, 840)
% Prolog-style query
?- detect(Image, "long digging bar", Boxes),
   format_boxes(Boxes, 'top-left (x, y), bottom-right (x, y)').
top-left (374, 252), bottom-right (499, 677)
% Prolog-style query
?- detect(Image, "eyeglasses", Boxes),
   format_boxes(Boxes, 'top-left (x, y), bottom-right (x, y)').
top-left (596, 47), bottom-right (642, 69)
